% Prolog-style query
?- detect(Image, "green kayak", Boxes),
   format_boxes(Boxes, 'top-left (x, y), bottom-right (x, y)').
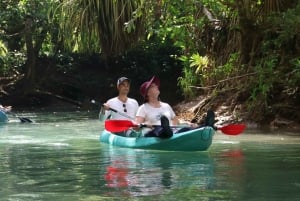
top-left (0, 110), bottom-right (8, 123)
top-left (100, 126), bottom-right (214, 151)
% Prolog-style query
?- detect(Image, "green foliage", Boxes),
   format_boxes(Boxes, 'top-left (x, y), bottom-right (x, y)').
top-left (53, 0), bottom-right (145, 56)
top-left (0, 41), bottom-right (7, 56)
top-left (1, 40), bottom-right (26, 76)
top-left (178, 52), bottom-right (241, 99)
top-left (0, 0), bottom-right (61, 77)
top-left (245, 3), bottom-right (300, 110)
top-left (112, 36), bottom-right (183, 85)
top-left (0, 41), bottom-right (8, 72)
top-left (215, 52), bottom-right (239, 79)
top-left (262, 3), bottom-right (300, 54)
top-left (269, 4), bottom-right (300, 47)
top-left (147, 0), bottom-right (205, 54)
top-left (0, 51), bottom-right (26, 76)
top-left (178, 53), bottom-right (211, 98)
top-left (289, 58), bottom-right (300, 88)
top-left (190, 54), bottom-right (209, 75)
top-left (249, 55), bottom-right (278, 107)
top-left (0, 0), bottom-right (24, 50)
top-left (178, 55), bottom-right (200, 99)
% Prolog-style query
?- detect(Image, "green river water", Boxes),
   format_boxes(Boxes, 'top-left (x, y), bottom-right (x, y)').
top-left (0, 111), bottom-right (299, 201)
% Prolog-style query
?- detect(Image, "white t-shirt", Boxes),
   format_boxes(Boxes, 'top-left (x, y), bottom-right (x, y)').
top-left (99, 97), bottom-right (139, 121)
top-left (136, 102), bottom-right (176, 125)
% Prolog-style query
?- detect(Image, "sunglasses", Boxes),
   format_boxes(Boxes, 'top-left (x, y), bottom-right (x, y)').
top-left (123, 104), bottom-right (127, 113)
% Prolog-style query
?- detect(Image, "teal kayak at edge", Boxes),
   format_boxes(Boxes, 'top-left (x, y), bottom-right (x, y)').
top-left (0, 110), bottom-right (8, 123)
top-left (100, 127), bottom-right (214, 151)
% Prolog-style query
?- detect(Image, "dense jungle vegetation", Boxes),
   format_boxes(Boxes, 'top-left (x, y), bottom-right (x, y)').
top-left (0, 0), bottom-right (299, 129)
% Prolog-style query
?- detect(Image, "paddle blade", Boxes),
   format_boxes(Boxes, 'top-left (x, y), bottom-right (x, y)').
top-left (20, 117), bottom-right (32, 123)
top-left (105, 120), bottom-right (137, 132)
top-left (218, 124), bottom-right (246, 135)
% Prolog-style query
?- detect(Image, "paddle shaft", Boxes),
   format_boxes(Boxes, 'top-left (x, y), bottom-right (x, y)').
top-left (105, 120), bottom-right (192, 133)
top-left (105, 120), bottom-right (246, 135)
top-left (107, 107), bottom-right (134, 120)
top-left (91, 99), bottom-right (135, 120)
top-left (129, 123), bottom-right (187, 129)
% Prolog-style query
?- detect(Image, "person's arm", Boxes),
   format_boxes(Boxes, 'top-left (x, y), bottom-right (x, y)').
top-left (135, 116), bottom-right (145, 124)
top-left (171, 116), bottom-right (180, 126)
top-left (99, 106), bottom-right (105, 121)
top-left (134, 115), bottom-right (153, 136)
top-left (99, 103), bottom-right (111, 121)
top-left (165, 103), bottom-right (179, 125)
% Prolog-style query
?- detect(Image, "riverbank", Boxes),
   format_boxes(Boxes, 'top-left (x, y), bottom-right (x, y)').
top-left (174, 96), bottom-right (300, 133)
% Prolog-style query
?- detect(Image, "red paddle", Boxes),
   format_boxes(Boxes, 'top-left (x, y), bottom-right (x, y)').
top-left (104, 120), bottom-right (246, 135)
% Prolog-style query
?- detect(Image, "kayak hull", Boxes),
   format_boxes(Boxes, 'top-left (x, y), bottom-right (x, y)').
top-left (100, 127), bottom-right (214, 151)
top-left (0, 110), bottom-right (8, 123)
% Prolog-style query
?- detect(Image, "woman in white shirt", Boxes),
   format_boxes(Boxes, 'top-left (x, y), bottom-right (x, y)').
top-left (135, 76), bottom-right (179, 138)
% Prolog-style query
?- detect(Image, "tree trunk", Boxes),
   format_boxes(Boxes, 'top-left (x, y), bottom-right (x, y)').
top-left (236, 0), bottom-right (260, 65)
top-left (23, 16), bottom-right (36, 94)
top-left (21, 16), bottom-right (47, 94)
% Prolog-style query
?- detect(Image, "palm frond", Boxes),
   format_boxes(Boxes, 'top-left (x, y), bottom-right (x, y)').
top-left (53, 0), bottom-right (146, 56)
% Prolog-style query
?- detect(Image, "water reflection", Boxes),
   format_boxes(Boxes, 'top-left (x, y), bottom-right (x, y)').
top-left (216, 148), bottom-right (246, 194)
top-left (219, 149), bottom-right (246, 178)
top-left (101, 146), bottom-right (216, 197)
top-left (105, 166), bottom-right (129, 188)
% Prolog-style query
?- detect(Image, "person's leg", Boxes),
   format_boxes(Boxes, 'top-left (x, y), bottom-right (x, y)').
top-left (175, 127), bottom-right (192, 133)
top-left (205, 109), bottom-right (216, 129)
top-left (144, 126), bottom-right (163, 137)
top-left (160, 115), bottom-right (173, 138)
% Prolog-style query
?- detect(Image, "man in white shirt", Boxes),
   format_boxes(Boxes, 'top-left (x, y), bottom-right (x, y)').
top-left (99, 77), bottom-right (139, 121)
